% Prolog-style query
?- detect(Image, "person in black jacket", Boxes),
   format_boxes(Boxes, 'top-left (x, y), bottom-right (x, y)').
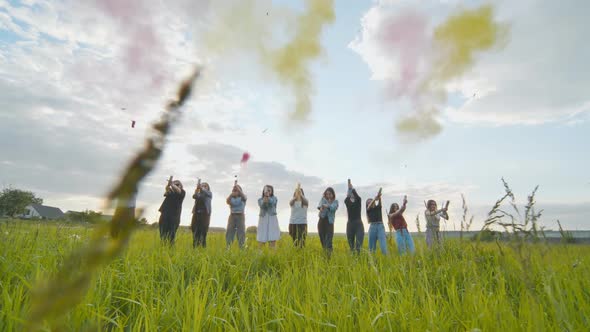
top-left (345, 179), bottom-right (364, 254)
top-left (159, 176), bottom-right (186, 245)
top-left (191, 179), bottom-right (212, 248)
top-left (367, 188), bottom-right (387, 255)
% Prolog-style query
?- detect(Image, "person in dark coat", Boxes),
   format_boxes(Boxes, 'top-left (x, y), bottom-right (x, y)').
top-left (191, 180), bottom-right (212, 248)
top-left (345, 179), bottom-right (364, 254)
top-left (159, 177), bottom-right (186, 244)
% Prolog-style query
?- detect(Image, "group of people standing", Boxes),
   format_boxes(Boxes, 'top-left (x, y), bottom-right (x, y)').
top-left (157, 177), bottom-right (450, 255)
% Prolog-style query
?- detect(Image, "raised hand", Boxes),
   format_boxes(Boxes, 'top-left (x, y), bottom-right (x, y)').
top-left (443, 200), bottom-right (450, 211)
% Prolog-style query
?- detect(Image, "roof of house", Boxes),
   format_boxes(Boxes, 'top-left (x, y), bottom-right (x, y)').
top-left (30, 203), bottom-right (65, 219)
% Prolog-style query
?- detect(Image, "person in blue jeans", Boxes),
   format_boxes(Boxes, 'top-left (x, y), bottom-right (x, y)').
top-left (387, 196), bottom-right (415, 255)
top-left (366, 188), bottom-right (387, 255)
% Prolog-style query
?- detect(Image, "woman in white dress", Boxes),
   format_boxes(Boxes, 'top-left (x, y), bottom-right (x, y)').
top-left (257, 185), bottom-right (281, 248)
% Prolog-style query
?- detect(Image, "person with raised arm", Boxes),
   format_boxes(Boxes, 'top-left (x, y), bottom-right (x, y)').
top-left (366, 188), bottom-right (387, 255)
top-left (226, 180), bottom-right (247, 249)
top-left (289, 183), bottom-right (308, 248)
top-left (387, 196), bottom-right (415, 255)
top-left (317, 187), bottom-right (339, 257)
top-left (345, 179), bottom-right (364, 254)
top-left (191, 178), bottom-right (212, 248)
top-left (257, 185), bottom-right (281, 248)
top-left (424, 200), bottom-right (449, 248)
top-left (158, 176), bottom-right (186, 245)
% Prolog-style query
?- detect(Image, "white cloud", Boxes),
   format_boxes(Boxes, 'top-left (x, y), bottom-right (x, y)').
top-left (1, 0), bottom-right (588, 236)
top-left (350, 0), bottom-right (590, 127)
top-left (446, 1), bottom-right (590, 125)
top-left (0, 0), bottom-right (313, 232)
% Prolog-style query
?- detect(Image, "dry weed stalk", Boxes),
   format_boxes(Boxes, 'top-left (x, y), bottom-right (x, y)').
top-left (28, 68), bottom-right (202, 330)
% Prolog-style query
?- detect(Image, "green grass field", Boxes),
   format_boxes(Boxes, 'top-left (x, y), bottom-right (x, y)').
top-left (1, 220), bottom-right (589, 331)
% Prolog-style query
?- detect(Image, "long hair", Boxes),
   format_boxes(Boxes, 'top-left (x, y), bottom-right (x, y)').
top-left (323, 187), bottom-right (335, 200)
top-left (262, 185), bottom-right (275, 197)
top-left (389, 203), bottom-right (399, 214)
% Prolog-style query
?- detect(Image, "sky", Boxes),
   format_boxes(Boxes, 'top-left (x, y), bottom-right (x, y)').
top-left (1, 0), bottom-right (589, 233)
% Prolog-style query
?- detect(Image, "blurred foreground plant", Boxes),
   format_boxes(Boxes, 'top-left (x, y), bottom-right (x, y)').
top-left (27, 68), bottom-right (202, 330)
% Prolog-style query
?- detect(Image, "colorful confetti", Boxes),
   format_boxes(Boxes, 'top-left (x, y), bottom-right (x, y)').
top-left (240, 152), bottom-right (250, 164)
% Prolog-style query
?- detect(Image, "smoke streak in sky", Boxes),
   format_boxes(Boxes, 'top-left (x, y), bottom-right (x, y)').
top-left (200, 0), bottom-right (335, 120)
top-left (93, 0), bottom-right (170, 87)
top-left (352, 4), bottom-right (509, 140)
top-left (269, 0), bottom-right (335, 120)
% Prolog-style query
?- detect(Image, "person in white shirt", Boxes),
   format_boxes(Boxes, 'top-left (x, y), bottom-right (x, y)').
top-left (289, 184), bottom-right (308, 248)
top-left (424, 200), bottom-right (449, 248)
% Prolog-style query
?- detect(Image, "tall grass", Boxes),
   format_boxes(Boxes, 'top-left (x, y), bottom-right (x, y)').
top-left (1, 220), bottom-right (589, 331)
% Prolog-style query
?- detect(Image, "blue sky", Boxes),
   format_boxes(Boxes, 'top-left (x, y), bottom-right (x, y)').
top-left (0, 0), bottom-right (589, 232)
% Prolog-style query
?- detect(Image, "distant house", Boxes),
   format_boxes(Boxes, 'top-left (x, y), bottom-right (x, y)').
top-left (23, 204), bottom-right (65, 220)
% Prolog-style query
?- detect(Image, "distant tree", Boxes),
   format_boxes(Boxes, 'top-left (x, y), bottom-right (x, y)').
top-left (0, 187), bottom-right (43, 217)
top-left (137, 217), bottom-right (148, 225)
top-left (65, 211), bottom-right (85, 222)
top-left (246, 226), bottom-right (257, 234)
top-left (473, 229), bottom-right (501, 242)
top-left (65, 210), bottom-right (105, 224)
top-left (86, 210), bottom-right (105, 223)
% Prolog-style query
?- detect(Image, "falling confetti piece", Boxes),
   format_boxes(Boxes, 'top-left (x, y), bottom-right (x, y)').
top-left (241, 152), bottom-right (250, 164)
top-left (121, 107), bottom-right (126, 110)
top-left (262, 128), bottom-right (268, 133)
top-left (131, 120), bottom-right (136, 128)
